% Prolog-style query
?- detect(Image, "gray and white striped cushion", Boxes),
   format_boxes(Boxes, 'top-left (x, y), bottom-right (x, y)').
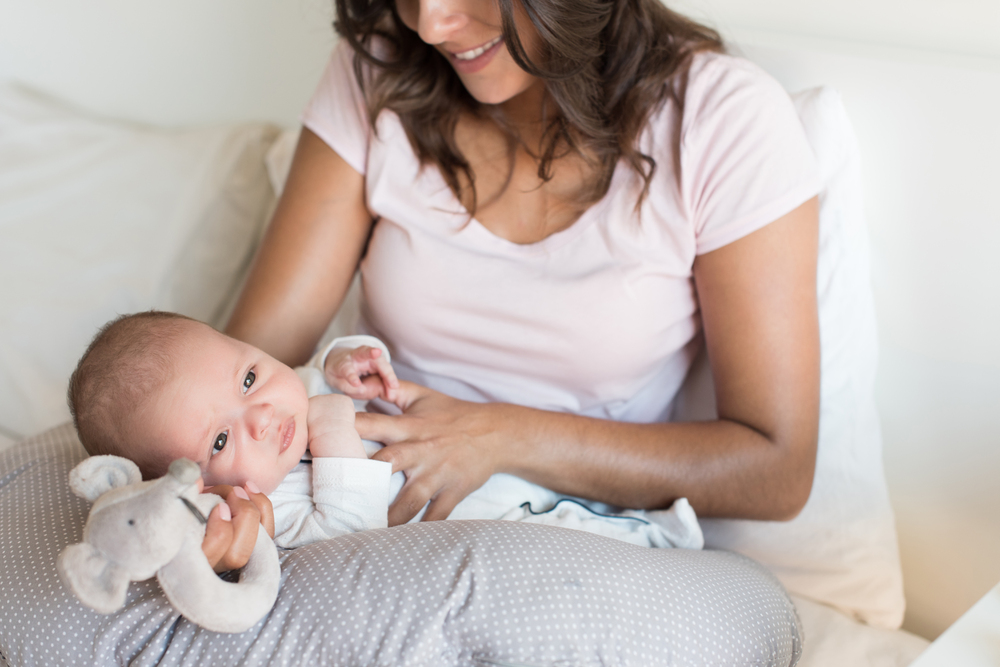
top-left (0, 424), bottom-right (802, 666)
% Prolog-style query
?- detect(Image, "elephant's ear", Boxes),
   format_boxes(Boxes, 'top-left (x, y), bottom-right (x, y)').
top-left (69, 455), bottom-right (142, 502)
top-left (57, 543), bottom-right (131, 614)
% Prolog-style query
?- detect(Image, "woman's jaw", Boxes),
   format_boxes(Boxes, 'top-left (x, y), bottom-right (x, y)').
top-left (395, 0), bottom-right (543, 107)
top-left (438, 36), bottom-right (542, 107)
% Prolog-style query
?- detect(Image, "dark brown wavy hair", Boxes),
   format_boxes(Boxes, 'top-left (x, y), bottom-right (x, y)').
top-left (334, 0), bottom-right (723, 214)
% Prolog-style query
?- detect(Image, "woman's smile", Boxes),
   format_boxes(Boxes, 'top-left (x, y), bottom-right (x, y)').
top-left (447, 36), bottom-right (504, 74)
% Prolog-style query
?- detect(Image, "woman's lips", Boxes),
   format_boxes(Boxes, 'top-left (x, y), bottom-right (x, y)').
top-left (448, 37), bottom-right (504, 75)
top-left (279, 417), bottom-right (295, 454)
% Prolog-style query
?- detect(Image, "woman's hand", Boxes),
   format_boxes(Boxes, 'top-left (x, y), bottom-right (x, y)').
top-left (356, 381), bottom-right (506, 526)
top-left (201, 484), bottom-right (275, 573)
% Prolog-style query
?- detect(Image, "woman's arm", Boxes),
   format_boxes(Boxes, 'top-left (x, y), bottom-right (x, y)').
top-left (225, 128), bottom-right (373, 365)
top-left (358, 197), bottom-right (820, 524)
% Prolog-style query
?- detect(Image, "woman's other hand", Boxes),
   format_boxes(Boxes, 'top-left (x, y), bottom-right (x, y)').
top-left (201, 483), bottom-right (275, 573)
top-left (357, 381), bottom-right (504, 526)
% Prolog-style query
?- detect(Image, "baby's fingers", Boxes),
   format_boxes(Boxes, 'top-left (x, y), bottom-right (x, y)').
top-left (329, 371), bottom-right (368, 398)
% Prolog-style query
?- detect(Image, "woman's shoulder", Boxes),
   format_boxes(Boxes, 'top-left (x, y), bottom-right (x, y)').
top-left (677, 50), bottom-right (794, 132)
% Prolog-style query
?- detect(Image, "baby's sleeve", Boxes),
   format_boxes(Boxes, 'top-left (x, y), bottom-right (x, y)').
top-left (301, 40), bottom-right (372, 176)
top-left (272, 458), bottom-right (392, 549)
top-left (680, 54), bottom-right (821, 255)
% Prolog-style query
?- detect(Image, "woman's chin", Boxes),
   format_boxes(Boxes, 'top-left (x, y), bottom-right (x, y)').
top-left (458, 71), bottom-right (541, 108)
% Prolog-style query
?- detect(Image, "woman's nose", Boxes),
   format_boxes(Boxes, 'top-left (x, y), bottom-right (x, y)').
top-left (246, 403), bottom-right (275, 441)
top-left (414, 0), bottom-right (471, 45)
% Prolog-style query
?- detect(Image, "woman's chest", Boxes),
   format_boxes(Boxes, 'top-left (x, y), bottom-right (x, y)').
top-left (449, 115), bottom-right (596, 245)
top-left (361, 114), bottom-right (701, 406)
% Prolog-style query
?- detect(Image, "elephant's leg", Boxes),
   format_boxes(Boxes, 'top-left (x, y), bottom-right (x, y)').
top-left (157, 524), bottom-right (280, 634)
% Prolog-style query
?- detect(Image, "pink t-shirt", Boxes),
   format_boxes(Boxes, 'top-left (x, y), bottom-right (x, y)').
top-left (303, 41), bottom-right (820, 423)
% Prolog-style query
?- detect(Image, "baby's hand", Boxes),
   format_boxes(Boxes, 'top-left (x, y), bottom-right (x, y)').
top-left (324, 345), bottom-right (400, 405)
top-left (307, 394), bottom-right (367, 459)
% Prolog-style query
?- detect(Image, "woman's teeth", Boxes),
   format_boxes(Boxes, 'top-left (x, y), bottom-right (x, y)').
top-left (454, 36), bottom-right (502, 61)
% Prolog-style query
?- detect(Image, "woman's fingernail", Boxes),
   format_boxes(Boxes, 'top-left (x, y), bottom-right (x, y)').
top-left (233, 486), bottom-right (250, 501)
top-left (219, 503), bottom-right (232, 521)
top-left (245, 481), bottom-right (261, 494)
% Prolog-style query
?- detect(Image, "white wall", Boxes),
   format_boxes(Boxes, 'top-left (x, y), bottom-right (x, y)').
top-left (671, 0), bottom-right (1000, 61)
top-left (0, 0), bottom-right (337, 126)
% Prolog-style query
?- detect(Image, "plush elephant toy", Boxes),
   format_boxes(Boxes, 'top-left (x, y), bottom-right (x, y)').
top-left (57, 455), bottom-right (281, 634)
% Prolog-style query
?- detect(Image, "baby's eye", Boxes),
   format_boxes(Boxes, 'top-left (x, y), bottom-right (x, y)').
top-left (242, 369), bottom-right (256, 394)
top-left (212, 432), bottom-right (228, 455)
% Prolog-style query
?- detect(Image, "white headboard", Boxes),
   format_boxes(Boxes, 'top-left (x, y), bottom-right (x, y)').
top-left (3, 0), bottom-right (999, 641)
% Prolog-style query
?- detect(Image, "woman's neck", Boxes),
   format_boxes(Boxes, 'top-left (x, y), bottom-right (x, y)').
top-left (496, 78), bottom-right (553, 151)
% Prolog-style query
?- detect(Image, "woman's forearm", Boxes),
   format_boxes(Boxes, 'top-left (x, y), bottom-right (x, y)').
top-left (495, 403), bottom-right (817, 520)
top-left (504, 200), bottom-right (821, 519)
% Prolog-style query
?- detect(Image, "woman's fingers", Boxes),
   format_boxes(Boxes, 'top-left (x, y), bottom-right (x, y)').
top-left (391, 380), bottom-right (429, 411)
top-left (364, 383), bottom-right (501, 524)
top-left (202, 502), bottom-right (234, 571)
top-left (356, 412), bottom-right (410, 445)
top-left (201, 485), bottom-right (264, 572)
top-left (386, 478), bottom-right (435, 526)
top-left (217, 486), bottom-right (263, 571)
top-left (421, 488), bottom-right (466, 522)
top-left (244, 482), bottom-right (275, 539)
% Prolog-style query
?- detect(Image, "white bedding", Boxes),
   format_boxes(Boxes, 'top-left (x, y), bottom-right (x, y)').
top-left (0, 82), bottom-right (932, 664)
top-left (795, 596), bottom-right (928, 666)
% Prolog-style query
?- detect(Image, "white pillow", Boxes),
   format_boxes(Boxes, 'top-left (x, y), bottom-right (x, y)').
top-left (0, 85), bottom-right (278, 440)
top-left (675, 87), bottom-right (905, 629)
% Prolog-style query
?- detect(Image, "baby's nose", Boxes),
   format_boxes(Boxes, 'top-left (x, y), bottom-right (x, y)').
top-left (248, 404), bottom-right (275, 440)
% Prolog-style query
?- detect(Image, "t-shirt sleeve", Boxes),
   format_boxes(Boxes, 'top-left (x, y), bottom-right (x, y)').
top-left (301, 40), bottom-right (371, 175)
top-left (680, 54), bottom-right (821, 255)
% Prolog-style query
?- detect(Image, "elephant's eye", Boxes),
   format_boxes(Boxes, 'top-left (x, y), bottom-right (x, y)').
top-left (212, 432), bottom-right (228, 455)
top-left (127, 519), bottom-right (135, 526)
top-left (242, 369), bottom-right (256, 394)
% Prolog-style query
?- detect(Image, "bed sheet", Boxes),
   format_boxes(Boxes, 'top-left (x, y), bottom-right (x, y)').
top-left (794, 595), bottom-right (928, 667)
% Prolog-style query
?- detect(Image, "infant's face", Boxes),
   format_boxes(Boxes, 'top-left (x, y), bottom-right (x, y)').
top-left (141, 322), bottom-right (309, 494)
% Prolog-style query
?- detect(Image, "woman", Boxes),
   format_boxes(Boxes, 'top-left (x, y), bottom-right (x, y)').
top-left (223, 0), bottom-right (820, 536)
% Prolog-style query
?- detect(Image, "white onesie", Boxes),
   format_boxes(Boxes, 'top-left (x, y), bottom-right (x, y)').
top-left (270, 335), bottom-right (704, 551)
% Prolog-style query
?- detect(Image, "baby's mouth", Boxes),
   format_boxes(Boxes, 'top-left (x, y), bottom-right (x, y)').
top-left (279, 417), bottom-right (296, 454)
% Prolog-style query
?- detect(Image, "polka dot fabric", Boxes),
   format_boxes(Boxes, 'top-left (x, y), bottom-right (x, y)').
top-left (1, 425), bottom-right (803, 666)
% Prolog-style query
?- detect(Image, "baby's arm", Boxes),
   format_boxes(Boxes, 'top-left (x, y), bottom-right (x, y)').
top-left (271, 394), bottom-right (391, 549)
top-left (307, 394), bottom-right (367, 459)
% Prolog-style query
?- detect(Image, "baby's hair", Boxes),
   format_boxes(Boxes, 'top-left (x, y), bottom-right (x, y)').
top-left (68, 311), bottom-right (198, 479)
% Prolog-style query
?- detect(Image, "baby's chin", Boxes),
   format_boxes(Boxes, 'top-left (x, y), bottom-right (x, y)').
top-left (261, 453), bottom-right (305, 494)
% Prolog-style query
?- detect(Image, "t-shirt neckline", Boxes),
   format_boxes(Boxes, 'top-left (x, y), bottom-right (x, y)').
top-left (439, 162), bottom-right (623, 258)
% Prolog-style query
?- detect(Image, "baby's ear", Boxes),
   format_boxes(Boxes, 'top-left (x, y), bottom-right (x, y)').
top-left (69, 455), bottom-right (143, 502)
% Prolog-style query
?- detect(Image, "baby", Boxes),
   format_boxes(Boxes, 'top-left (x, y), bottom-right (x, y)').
top-left (69, 311), bottom-right (702, 550)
